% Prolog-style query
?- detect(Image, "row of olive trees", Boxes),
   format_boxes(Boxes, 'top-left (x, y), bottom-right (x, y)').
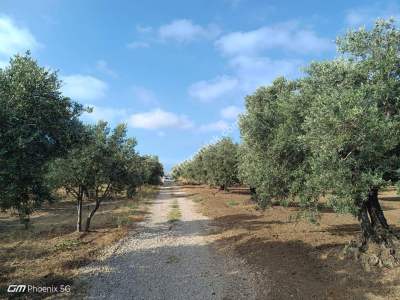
top-left (172, 137), bottom-right (239, 190)
top-left (47, 122), bottom-right (163, 232)
top-left (0, 54), bottom-right (163, 231)
top-left (240, 19), bottom-right (400, 252)
top-left (174, 20), bottom-right (400, 252)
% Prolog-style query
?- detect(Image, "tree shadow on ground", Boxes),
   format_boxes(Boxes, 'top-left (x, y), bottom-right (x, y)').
top-left (226, 187), bottom-right (251, 195)
top-left (211, 213), bottom-right (287, 231)
top-left (216, 235), bottom-right (400, 299)
top-left (326, 223), bottom-right (400, 237)
top-left (171, 193), bottom-right (196, 198)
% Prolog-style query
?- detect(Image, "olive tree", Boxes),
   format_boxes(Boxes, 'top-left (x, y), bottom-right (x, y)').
top-left (203, 137), bottom-right (239, 190)
top-left (141, 155), bottom-right (164, 185)
top-left (239, 20), bottom-right (400, 258)
top-left (48, 122), bottom-right (140, 232)
top-left (0, 53), bottom-right (84, 226)
top-left (238, 78), bottom-right (308, 208)
top-left (301, 20), bottom-right (400, 250)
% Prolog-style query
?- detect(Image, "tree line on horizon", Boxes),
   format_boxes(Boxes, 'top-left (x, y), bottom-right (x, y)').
top-left (0, 54), bottom-right (163, 232)
top-left (172, 20), bottom-right (400, 257)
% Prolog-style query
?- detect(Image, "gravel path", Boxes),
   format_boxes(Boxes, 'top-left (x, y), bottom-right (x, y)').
top-left (82, 185), bottom-right (256, 300)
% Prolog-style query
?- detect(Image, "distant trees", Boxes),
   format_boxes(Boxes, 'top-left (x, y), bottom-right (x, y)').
top-left (172, 137), bottom-right (239, 190)
top-left (141, 155), bottom-right (164, 186)
top-left (0, 54), bottom-right (85, 226)
top-left (0, 53), bottom-right (164, 230)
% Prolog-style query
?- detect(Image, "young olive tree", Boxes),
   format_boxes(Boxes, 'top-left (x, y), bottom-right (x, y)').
top-left (48, 122), bottom-right (140, 232)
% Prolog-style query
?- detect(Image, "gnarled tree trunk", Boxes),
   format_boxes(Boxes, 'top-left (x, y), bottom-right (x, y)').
top-left (344, 188), bottom-right (400, 268)
top-left (358, 188), bottom-right (394, 244)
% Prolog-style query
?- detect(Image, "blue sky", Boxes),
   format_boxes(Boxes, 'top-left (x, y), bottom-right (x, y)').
top-left (1, 0), bottom-right (399, 171)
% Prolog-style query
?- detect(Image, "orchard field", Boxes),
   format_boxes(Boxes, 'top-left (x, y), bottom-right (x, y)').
top-left (2, 9), bottom-right (400, 299)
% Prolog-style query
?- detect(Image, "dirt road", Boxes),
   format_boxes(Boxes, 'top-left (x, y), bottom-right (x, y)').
top-left (82, 185), bottom-right (257, 299)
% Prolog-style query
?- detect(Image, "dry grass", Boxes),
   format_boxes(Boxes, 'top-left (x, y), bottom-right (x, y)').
top-left (0, 185), bottom-right (158, 299)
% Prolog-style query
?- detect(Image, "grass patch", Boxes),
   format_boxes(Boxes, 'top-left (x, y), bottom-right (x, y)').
top-left (54, 239), bottom-right (83, 252)
top-left (226, 200), bottom-right (239, 207)
top-left (168, 200), bottom-right (182, 223)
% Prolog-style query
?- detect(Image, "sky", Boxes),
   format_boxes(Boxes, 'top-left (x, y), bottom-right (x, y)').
top-left (0, 0), bottom-right (399, 171)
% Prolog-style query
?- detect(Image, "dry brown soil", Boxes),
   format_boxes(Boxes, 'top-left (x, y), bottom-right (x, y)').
top-left (181, 185), bottom-right (400, 300)
top-left (0, 186), bottom-right (157, 299)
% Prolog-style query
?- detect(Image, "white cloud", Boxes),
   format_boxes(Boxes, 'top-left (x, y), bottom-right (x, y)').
top-left (230, 55), bottom-right (302, 92)
top-left (221, 105), bottom-right (242, 119)
top-left (199, 120), bottom-right (230, 132)
top-left (0, 16), bottom-right (39, 57)
top-left (158, 19), bottom-right (221, 42)
top-left (215, 23), bottom-right (332, 56)
top-left (345, 4), bottom-right (400, 27)
top-left (82, 105), bottom-right (127, 123)
top-left (127, 41), bottom-right (150, 49)
top-left (188, 56), bottom-right (301, 102)
top-left (131, 85), bottom-right (158, 105)
top-left (188, 75), bottom-right (238, 102)
top-left (187, 21), bottom-right (315, 103)
top-left (128, 108), bottom-right (193, 130)
top-left (61, 75), bottom-right (108, 101)
top-left (96, 60), bottom-right (117, 78)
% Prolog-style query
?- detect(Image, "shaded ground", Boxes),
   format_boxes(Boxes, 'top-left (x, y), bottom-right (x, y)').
top-left (182, 185), bottom-right (400, 300)
top-left (82, 185), bottom-right (257, 300)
